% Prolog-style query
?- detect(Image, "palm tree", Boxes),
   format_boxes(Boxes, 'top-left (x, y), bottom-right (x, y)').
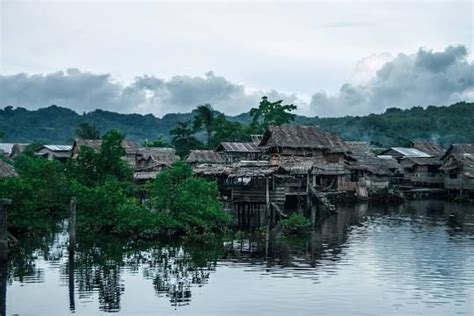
top-left (193, 104), bottom-right (215, 147)
top-left (170, 121), bottom-right (201, 157)
top-left (75, 122), bottom-right (101, 140)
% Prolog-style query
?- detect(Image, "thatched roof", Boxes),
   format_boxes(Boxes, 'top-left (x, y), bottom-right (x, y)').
top-left (346, 141), bottom-right (374, 157)
top-left (10, 143), bottom-right (29, 158)
top-left (191, 160), bottom-right (283, 178)
top-left (191, 163), bottom-right (231, 176)
top-left (136, 147), bottom-right (179, 166)
top-left (312, 163), bottom-right (349, 176)
top-left (348, 155), bottom-right (402, 176)
top-left (401, 156), bottom-right (442, 166)
top-left (186, 150), bottom-right (225, 164)
top-left (216, 142), bottom-right (261, 153)
top-left (441, 144), bottom-right (474, 160)
top-left (227, 161), bottom-right (283, 178)
top-left (0, 160), bottom-right (18, 178)
top-left (440, 144), bottom-right (474, 177)
top-left (259, 125), bottom-right (347, 153)
top-left (411, 140), bottom-right (444, 157)
top-left (72, 139), bottom-right (138, 156)
top-left (270, 156), bottom-right (346, 175)
top-left (271, 156), bottom-right (315, 175)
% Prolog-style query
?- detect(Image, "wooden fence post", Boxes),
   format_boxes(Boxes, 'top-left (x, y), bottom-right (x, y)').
top-left (69, 197), bottom-right (76, 249)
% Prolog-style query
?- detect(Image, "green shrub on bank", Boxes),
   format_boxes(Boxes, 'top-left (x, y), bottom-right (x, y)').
top-left (150, 161), bottom-right (231, 234)
top-left (279, 213), bottom-right (311, 236)
top-left (0, 156), bottom-right (70, 233)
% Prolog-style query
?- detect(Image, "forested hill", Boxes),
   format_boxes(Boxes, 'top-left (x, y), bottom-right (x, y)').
top-left (0, 102), bottom-right (472, 147)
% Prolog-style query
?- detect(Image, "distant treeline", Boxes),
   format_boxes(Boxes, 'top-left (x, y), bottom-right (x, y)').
top-left (1, 101), bottom-right (472, 147)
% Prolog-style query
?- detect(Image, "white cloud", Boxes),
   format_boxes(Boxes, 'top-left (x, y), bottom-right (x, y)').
top-left (310, 45), bottom-right (474, 117)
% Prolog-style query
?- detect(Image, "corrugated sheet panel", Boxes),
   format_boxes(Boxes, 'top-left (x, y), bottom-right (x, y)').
top-left (391, 147), bottom-right (432, 158)
top-left (219, 142), bottom-right (261, 153)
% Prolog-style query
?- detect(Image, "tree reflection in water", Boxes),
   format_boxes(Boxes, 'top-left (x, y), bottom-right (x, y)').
top-left (3, 200), bottom-right (474, 314)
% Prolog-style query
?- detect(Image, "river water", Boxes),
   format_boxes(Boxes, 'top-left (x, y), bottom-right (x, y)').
top-left (4, 200), bottom-right (474, 315)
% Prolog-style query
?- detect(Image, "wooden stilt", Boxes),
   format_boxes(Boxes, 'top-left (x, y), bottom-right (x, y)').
top-left (69, 197), bottom-right (76, 250)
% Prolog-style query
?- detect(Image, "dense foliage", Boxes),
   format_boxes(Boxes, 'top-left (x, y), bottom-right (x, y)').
top-left (0, 157), bottom-right (70, 233)
top-left (279, 213), bottom-right (311, 236)
top-left (149, 161), bottom-right (231, 234)
top-left (2, 101), bottom-right (471, 148)
top-left (0, 131), bottom-right (230, 238)
top-left (249, 96), bottom-right (297, 133)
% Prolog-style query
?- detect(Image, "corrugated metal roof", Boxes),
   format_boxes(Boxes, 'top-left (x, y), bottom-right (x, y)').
top-left (0, 143), bottom-right (15, 155)
top-left (43, 145), bottom-right (73, 151)
top-left (390, 147), bottom-right (432, 158)
top-left (217, 142), bottom-right (261, 153)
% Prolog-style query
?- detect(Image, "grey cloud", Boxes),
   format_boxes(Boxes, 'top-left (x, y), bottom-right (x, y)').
top-left (0, 70), bottom-right (301, 116)
top-left (0, 68), bottom-right (139, 113)
top-left (310, 45), bottom-right (474, 117)
top-left (1, 45), bottom-right (472, 118)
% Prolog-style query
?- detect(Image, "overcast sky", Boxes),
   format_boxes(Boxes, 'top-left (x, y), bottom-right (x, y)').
top-left (1, 0), bottom-right (473, 117)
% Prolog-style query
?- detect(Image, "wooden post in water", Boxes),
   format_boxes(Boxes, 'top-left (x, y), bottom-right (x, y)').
top-left (0, 199), bottom-right (9, 316)
top-left (306, 171), bottom-right (311, 216)
top-left (68, 246), bottom-right (75, 312)
top-left (0, 199), bottom-right (11, 262)
top-left (266, 176), bottom-right (271, 228)
top-left (69, 197), bottom-right (76, 249)
top-left (68, 197), bottom-right (77, 312)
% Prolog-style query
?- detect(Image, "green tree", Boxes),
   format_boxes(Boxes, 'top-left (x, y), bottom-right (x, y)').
top-left (249, 96), bottom-right (297, 133)
top-left (68, 130), bottom-right (132, 186)
top-left (150, 161), bottom-right (230, 234)
top-left (0, 156), bottom-right (70, 233)
top-left (143, 136), bottom-right (170, 148)
top-left (75, 122), bottom-right (101, 140)
top-left (170, 122), bottom-right (202, 158)
top-left (193, 104), bottom-right (216, 147)
top-left (209, 114), bottom-right (251, 148)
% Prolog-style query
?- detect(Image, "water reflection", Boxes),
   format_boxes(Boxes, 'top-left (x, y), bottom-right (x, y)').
top-left (5, 200), bottom-right (474, 315)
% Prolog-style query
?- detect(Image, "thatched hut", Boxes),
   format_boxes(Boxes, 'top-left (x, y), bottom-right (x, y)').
top-left (35, 145), bottom-right (72, 161)
top-left (134, 147), bottom-right (180, 182)
top-left (440, 144), bottom-right (474, 193)
top-left (259, 125), bottom-right (347, 162)
top-left (399, 156), bottom-right (443, 187)
top-left (71, 139), bottom-right (138, 168)
top-left (9, 144), bottom-right (29, 159)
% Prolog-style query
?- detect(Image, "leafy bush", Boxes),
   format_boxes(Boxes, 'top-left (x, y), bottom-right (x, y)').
top-left (279, 213), bottom-right (311, 236)
top-left (0, 156), bottom-right (70, 233)
top-left (150, 161), bottom-right (231, 234)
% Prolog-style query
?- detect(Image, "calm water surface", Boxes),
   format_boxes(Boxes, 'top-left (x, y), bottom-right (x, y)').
top-left (4, 200), bottom-right (474, 315)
